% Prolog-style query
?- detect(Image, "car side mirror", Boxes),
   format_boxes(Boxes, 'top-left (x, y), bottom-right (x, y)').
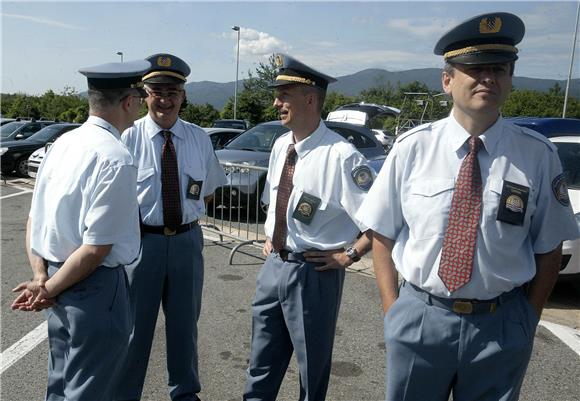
top-left (15, 133), bottom-right (24, 140)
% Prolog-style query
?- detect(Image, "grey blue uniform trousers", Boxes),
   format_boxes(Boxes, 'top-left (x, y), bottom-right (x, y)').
top-left (244, 252), bottom-right (345, 401)
top-left (384, 281), bottom-right (540, 401)
top-left (115, 225), bottom-right (204, 401)
top-left (45, 263), bottom-right (131, 401)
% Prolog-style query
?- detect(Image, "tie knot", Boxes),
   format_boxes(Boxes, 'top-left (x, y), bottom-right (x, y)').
top-left (162, 130), bottom-right (173, 141)
top-left (287, 144), bottom-right (297, 159)
top-left (469, 136), bottom-right (482, 154)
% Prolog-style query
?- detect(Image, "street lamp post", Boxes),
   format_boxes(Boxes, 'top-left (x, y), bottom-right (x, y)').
top-left (116, 51), bottom-right (124, 62)
top-left (232, 26), bottom-right (240, 120)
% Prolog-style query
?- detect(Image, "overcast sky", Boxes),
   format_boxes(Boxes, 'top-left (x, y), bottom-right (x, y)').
top-left (1, 0), bottom-right (579, 95)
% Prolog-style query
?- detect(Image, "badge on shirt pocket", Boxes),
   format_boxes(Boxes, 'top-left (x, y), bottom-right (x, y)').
top-left (496, 180), bottom-right (529, 226)
top-left (292, 192), bottom-right (321, 225)
top-left (186, 177), bottom-right (203, 200)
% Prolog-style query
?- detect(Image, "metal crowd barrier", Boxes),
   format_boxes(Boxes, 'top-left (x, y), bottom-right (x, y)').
top-left (200, 162), bottom-right (269, 265)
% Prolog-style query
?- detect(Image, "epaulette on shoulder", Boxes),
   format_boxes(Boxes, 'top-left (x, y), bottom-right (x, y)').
top-left (510, 123), bottom-right (557, 152)
top-left (395, 121), bottom-right (434, 143)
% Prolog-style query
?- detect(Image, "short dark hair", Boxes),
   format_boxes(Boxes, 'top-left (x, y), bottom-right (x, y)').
top-left (87, 88), bottom-right (134, 113)
top-left (298, 85), bottom-right (326, 114)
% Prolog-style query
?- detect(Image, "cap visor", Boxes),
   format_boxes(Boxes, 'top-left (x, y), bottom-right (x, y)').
top-left (448, 51), bottom-right (518, 65)
top-left (143, 75), bottom-right (185, 84)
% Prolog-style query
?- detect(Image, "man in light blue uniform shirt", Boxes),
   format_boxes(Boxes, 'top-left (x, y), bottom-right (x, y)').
top-left (357, 12), bottom-right (580, 401)
top-left (11, 60), bottom-right (149, 401)
top-left (243, 53), bottom-right (373, 401)
top-left (115, 53), bottom-right (226, 401)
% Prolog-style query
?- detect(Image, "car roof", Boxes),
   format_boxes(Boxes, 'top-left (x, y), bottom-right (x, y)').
top-left (509, 117), bottom-right (580, 138)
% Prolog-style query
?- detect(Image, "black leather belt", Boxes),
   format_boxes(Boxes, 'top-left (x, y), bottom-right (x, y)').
top-left (403, 281), bottom-right (522, 314)
top-left (141, 221), bottom-right (198, 236)
top-left (278, 249), bottom-right (307, 262)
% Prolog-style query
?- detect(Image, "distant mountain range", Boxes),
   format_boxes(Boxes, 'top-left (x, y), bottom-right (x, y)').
top-left (184, 68), bottom-right (579, 110)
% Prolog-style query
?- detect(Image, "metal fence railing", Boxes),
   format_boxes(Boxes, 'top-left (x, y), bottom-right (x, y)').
top-left (200, 162), bottom-right (269, 265)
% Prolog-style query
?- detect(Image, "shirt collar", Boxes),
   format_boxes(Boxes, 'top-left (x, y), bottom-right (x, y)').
top-left (293, 119), bottom-right (326, 159)
top-left (144, 114), bottom-right (184, 140)
top-left (87, 115), bottom-right (120, 138)
top-left (447, 113), bottom-right (503, 154)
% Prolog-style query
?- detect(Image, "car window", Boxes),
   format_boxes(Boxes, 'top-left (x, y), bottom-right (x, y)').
top-left (554, 142), bottom-right (580, 189)
top-left (20, 123), bottom-right (41, 135)
top-left (226, 124), bottom-right (289, 151)
top-left (29, 125), bottom-right (77, 142)
top-left (332, 127), bottom-right (374, 148)
top-left (1, 121), bottom-right (26, 138)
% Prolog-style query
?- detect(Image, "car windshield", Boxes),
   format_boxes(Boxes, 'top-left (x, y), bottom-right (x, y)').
top-left (225, 124), bottom-right (289, 151)
top-left (213, 120), bottom-right (246, 129)
top-left (555, 142), bottom-right (580, 189)
top-left (28, 125), bottom-right (75, 142)
top-left (1, 121), bottom-right (26, 138)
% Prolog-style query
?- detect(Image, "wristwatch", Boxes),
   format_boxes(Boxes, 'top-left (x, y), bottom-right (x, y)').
top-left (345, 246), bottom-right (361, 262)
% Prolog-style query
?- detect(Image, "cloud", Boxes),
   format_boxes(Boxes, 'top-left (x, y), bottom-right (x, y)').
top-left (231, 27), bottom-right (289, 57)
top-left (385, 17), bottom-right (457, 38)
top-left (1, 13), bottom-right (86, 30)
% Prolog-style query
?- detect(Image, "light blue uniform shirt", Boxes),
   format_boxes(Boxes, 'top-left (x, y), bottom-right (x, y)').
top-left (357, 115), bottom-right (579, 299)
top-left (263, 120), bottom-right (371, 251)
top-left (30, 116), bottom-right (140, 267)
top-left (122, 115), bottom-right (227, 226)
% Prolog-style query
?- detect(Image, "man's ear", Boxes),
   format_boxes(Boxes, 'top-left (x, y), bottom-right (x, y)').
top-left (121, 95), bottom-right (133, 112)
top-left (442, 72), bottom-right (453, 95)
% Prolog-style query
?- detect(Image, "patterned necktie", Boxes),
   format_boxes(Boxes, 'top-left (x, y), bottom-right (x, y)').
top-left (438, 136), bottom-right (483, 293)
top-left (161, 130), bottom-right (182, 230)
top-left (271, 144), bottom-right (297, 252)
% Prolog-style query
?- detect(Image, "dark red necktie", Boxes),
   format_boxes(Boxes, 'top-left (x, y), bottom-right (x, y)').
top-left (161, 130), bottom-right (182, 230)
top-left (438, 136), bottom-right (483, 293)
top-left (272, 144), bottom-right (297, 252)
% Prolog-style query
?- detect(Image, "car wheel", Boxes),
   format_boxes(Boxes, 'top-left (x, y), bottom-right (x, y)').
top-left (15, 156), bottom-right (29, 177)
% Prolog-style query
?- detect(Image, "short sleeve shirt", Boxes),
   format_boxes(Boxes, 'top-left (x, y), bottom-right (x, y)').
top-left (357, 115), bottom-right (579, 299)
top-left (122, 115), bottom-right (227, 226)
top-left (29, 116), bottom-right (140, 267)
top-left (263, 120), bottom-right (373, 251)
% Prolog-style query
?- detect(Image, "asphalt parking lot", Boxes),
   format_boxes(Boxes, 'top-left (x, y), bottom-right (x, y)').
top-left (1, 177), bottom-right (579, 401)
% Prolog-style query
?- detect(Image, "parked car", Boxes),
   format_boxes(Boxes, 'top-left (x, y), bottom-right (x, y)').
top-left (203, 127), bottom-right (244, 150)
top-left (0, 120), bottom-right (57, 141)
top-left (1, 118), bottom-right (16, 126)
top-left (511, 117), bottom-right (580, 279)
top-left (212, 119), bottom-right (251, 130)
top-left (214, 120), bottom-right (386, 218)
top-left (326, 102), bottom-right (400, 150)
top-left (0, 123), bottom-right (80, 176)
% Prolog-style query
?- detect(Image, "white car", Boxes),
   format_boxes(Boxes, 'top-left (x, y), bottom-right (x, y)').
top-left (512, 117), bottom-right (580, 278)
top-left (326, 102), bottom-right (400, 150)
top-left (550, 134), bottom-right (580, 277)
top-left (27, 145), bottom-right (47, 178)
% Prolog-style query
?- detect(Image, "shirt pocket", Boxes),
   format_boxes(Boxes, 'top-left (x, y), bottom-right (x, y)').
top-left (483, 176), bottom-right (535, 234)
top-left (136, 166), bottom-right (156, 208)
top-left (404, 178), bottom-right (455, 240)
top-left (182, 164), bottom-right (206, 199)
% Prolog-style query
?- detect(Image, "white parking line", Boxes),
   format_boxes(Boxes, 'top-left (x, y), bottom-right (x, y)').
top-left (539, 320), bottom-right (580, 356)
top-left (0, 321), bottom-right (47, 375)
top-left (0, 189), bottom-right (33, 200)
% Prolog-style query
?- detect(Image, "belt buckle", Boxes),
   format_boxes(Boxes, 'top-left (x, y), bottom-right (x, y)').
top-left (163, 227), bottom-right (177, 236)
top-left (452, 301), bottom-right (473, 314)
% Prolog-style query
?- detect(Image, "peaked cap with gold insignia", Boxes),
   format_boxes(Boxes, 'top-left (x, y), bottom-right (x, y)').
top-left (269, 53), bottom-right (337, 90)
top-left (142, 53), bottom-right (191, 84)
top-left (434, 12), bottom-right (525, 65)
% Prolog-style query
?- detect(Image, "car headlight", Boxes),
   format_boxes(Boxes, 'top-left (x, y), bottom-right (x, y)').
top-left (0, 147), bottom-right (7, 156)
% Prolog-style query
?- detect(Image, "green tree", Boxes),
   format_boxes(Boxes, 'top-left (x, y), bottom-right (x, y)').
top-left (221, 55), bottom-right (278, 124)
top-left (180, 103), bottom-right (220, 127)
